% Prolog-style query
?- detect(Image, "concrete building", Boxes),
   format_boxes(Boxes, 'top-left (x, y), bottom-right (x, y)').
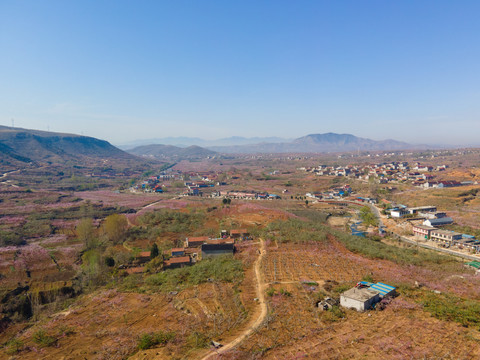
top-left (390, 208), bottom-right (408, 218)
top-left (412, 225), bottom-right (436, 239)
top-left (340, 287), bottom-right (380, 312)
top-left (430, 229), bottom-right (463, 244)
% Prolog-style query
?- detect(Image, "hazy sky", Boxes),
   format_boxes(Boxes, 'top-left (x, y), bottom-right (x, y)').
top-left (1, 1), bottom-right (479, 145)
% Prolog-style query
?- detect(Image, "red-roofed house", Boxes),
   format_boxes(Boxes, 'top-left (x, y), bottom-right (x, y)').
top-left (164, 256), bottom-right (191, 269)
top-left (185, 236), bottom-right (209, 248)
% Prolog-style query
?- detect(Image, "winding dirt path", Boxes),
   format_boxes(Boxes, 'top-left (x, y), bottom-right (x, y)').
top-left (200, 238), bottom-right (267, 359)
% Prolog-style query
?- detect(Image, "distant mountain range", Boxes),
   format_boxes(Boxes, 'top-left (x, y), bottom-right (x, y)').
top-left (208, 133), bottom-right (417, 154)
top-left (127, 144), bottom-right (217, 159)
top-left (0, 126), bottom-right (432, 169)
top-left (0, 126), bottom-right (135, 166)
top-left (126, 133), bottom-right (427, 156)
top-left (118, 136), bottom-right (290, 149)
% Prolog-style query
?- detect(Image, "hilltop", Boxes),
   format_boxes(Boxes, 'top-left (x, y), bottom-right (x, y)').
top-left (0, 126), bottom-right (137, 166)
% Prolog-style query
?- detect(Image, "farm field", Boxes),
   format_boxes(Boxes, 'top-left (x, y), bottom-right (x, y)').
top-left (220, 237), bottom-right (480, 360)
top-left (2, 151), bottom-right (480, 359)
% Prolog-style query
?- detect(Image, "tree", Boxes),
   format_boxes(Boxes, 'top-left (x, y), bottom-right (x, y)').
top-left (104, 256), bottom-right (115, 267)
top-left (76, 218), bottom-right (97, 249)
top-left (103, 214), bottom-right (128, 244)
top-left (151, 243), bottom-right (159, 259)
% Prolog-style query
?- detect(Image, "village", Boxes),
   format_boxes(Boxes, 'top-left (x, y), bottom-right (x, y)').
top-left (300, 160), bottom-right (478, 187)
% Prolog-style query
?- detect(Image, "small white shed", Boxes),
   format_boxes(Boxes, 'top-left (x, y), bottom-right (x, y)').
top-left (340, 287), bottom-right (380, 311)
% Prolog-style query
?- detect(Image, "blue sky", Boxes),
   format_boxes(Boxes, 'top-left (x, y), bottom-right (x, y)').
top-left (1, 1), bottom-right (479, 145)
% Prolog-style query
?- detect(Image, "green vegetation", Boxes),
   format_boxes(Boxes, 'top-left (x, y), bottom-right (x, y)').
top-left (402, 286), bottom-right (480, 328)
top-left (145, 255), bottom-right (243, 291)
top-left (4, 338), bottom-right (24, 355)
top-left (138, 330), bottom-right (176, 350)
top-left (0, 229), bottom-right (26, 246)
top-left (76, 218), bottom-right (98, 249)
top-left (290, 209), bottom-right (330, 223)
top-left (457, 188), bottom-right (479, 197)
top-left (264, 218), bottom-right (458, 268)
top-left (32, 329), bottom-right (57, 347)
top-left (150, 243), bottom-right (159, 259)
top-left (359, 206), bottom-right (377, 227)
top-left (323, 305), bottom-right (346, 322)
top-left (136, 209), bottom-right (206, 239)
top-left (332, 228), bottom-right (457, 267)
top-left (263, 218), bottom-right (328, 244)
top-left (103, 214), bottom-right (128, 244)
top-left (333, 283), bottom-right (353, 294)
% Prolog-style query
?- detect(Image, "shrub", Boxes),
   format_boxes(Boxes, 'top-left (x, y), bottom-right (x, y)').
top-left (266, 287), bottom-right (276, 297)
top-left (138, 331), bottom-right (175, 350)
top-left (5, 338), bottom-right (24, 355)
top-left (32, 329), bottom-right (57, 347)
top-left (323, 305), bottom-right (346, 323)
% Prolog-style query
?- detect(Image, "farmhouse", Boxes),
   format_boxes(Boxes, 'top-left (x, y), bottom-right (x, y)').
top-left (201, 243), bottom-right (235, 258)
top-left (136, 251), bottom-right (151, 264)
top-left (171, 248), bottom-right (185, 257)
top-left (340, 287), bottom-right (380, 312)
top-left (230, 229), bottom-right (249, 240)
top-left (185, 236), bottom-right (209, 248)
top-left (164, 256), bottom-right (191, 269)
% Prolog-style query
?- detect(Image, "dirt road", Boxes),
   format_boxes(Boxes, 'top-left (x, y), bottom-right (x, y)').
top-left (200, 238), bottom-right (267, 360)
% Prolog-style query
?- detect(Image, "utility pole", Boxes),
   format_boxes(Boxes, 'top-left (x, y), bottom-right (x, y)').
top-left (11, 118), bottom-right (14, 128)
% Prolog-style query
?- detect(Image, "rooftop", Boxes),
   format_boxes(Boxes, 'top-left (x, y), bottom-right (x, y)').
top-left (165, 256), bottom-right (191, 265)
top-left (431, 229), bottom-right (462, 237)
top-left (342, 287), bottom-right (379, 302)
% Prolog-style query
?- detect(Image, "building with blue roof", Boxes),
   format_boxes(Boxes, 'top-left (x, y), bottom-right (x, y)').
top-left (357, 281), bottom-right (396, 298)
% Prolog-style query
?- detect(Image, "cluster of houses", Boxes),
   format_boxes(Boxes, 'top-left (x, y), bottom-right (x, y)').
top-left (413, 224), bottom-right (480, 251)
top-left (421, 180), bottom-right (476, 188)
top-left (126, 229), bottom-right (250, 274)
top-left (299, 162), bottom-right (455, 186)
top-left (165, 228), bottom-right (250, 268)
top-left (132, 171), bottom-right (183, 193)
top-left (183, 180), bottom-right (216, 196)
top-left (306, 184), bottom-right (353, 201)
top-left (383, 203), bottom-right (480, 252)
top-left (212, 190), bottom-right (281, 200)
